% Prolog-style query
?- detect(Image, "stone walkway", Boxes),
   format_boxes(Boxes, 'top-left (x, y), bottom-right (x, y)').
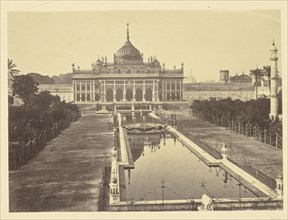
top-left (9, 110), bottom-right (113, 212)
top-left (164, 110), bottom-right (283, 182)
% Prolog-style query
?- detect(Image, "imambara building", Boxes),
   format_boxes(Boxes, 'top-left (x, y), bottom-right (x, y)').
top-left (72, 24), bottom-right (184, 104)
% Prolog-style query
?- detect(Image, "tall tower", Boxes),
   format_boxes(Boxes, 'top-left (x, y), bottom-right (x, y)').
top-left (269, 40), bottom-right (279, 121)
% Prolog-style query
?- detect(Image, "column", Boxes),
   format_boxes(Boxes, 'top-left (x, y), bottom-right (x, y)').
top-left (163, 80), bottom-right (166, 101)
top-left (152, 80), bottom-right (155, 102)
top-left (84, 81), bottom-right (87, 102)
top-left (133, 80), bottom-right (136, 101)
top-left (79, 81), bottom-right (82, 102)
top-left (155, 80), bottom-right (159, 101)
top-left (143, 80), bottom-right (146, 102)
top-left (113, 81), bottom-right (116, 102)
top-left (90, 81), bottom-right (92, 102)
top-left (73, 80), bottom-right (75, 101)
top-left (104, 81), bottom-right (106, 102)
top-left (92, 81), bottom-right (95, 101)
top-left (175, 80), bottom-right (177, 100)
top-left (180, 80), bottom-right (183, 100)
top-left (170, 80), bottom-right (172, 99)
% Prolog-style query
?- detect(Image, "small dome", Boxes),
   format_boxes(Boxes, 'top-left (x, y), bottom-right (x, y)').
top-left (95, 59), bottom-right (102, 66)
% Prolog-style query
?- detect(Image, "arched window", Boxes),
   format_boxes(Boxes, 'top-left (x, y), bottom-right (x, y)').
top-left (95, 93), bottom-right (100, 101)
top-left (116, 88), bottom-right (123, 102)
top-left (145, 88), bottom-right (153, 101)
top-left (136, 88), bottom-right (143, 101)
top-left (126, 89), bottom-right (133, 101)
top-left (106, 88), bottom-right (113, 102)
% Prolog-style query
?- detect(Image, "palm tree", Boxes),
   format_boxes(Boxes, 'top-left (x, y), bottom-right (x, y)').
top-left (263, 65), bottom-right (271, 89)
top-left (250, 67), bottom-right (262, 100)
top-left (8, 59), bottom-right (20, 80)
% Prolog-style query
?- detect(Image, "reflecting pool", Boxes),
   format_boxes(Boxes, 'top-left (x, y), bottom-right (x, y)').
top-left (124, 133), bottom-right (256, 201)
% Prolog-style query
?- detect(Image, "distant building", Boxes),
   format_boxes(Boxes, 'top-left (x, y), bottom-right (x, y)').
top-left (38, 84), bottom-right (73, 103)
top-left (229, 73), bottom-right (252, 83)
top-left (184, 71), bottom-right (197, 84)
top-left (219, 70), bottom-right (229, 83)
top-left (72, 24), bottom-right (184, 103)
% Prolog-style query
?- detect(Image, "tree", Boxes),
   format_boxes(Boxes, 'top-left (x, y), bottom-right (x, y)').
top-left (8, 59), bottom-right (20, 80)
top-left (263, 65), bottom-right (271, 89)
top-left (8, 95), bottom-right (14, 106)
top-left (12, 75), bottom-right (39, 104)
top-left (250, 68), bottom-right (262, 100)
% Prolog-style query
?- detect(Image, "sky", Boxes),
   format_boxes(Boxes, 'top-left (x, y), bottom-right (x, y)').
top-left (8, 10), bottom-right (281, 82)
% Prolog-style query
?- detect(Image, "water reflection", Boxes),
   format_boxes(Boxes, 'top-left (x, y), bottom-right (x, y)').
top-left (128, 134), bottom-right (163, 162)
top-left (124, 133), bottom-right (257, 201)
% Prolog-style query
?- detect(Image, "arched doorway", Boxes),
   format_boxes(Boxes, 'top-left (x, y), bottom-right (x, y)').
top-left (167, 93), bottom-right (170, 101)
top-left (116, 88), bottom-right (123, 102)
top-left (145, 88), bottom-right (153, 101)
top-left (135, 88), bottom-right (143, 102)
top-left (95, 93), bottom-right (100, 101)
top-left (171, 93), bottom-right (175, 101)
top-left (159, 93), bottom-right (162, 101)
top-left (106, 88), bottom-right (113, 102)
top-left (176, 92), bottom-right (180, 101)
top-left (126, 88), bottom-right (133, 101)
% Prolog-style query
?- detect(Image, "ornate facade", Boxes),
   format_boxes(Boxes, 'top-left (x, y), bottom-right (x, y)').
top-left (72, 24), bottom-right (184, 103)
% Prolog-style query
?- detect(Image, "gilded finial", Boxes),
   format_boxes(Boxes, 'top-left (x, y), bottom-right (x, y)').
top-left (126, 23), bottom-right (130, 41)
top-left (272, 38), bottom-right (275, 46)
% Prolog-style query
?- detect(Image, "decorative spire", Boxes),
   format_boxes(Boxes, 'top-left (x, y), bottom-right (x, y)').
top-left (272, 38), bottom-right (275, 46)
top-left (126, 23), bottom-right (130, 41)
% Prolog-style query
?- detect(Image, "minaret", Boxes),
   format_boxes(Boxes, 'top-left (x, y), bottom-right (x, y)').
top-left (269, 40), bottom-right (279, 121)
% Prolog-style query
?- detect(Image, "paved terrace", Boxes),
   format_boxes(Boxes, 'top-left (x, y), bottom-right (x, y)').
top-left (163, 110), bottom-right (283, 182)
top-left (9, 107), bottom-right (114, 212)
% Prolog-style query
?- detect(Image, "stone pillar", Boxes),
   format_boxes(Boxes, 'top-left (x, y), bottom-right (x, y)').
top-left (103, 81), bottom-right (106, 102)
top-left (113, 81), bottom-right (116, 102)
top-left (114, 105), bottom-right (117, 115)
top-left (92, 81), bottom-right (95, 101)
top-left (90, 81), bottom-right (92, 102)
top-left (221, 144), bottom-right (228, 160)
top-left (133, 80), bottom-right (136, 101)
top-left (180, 80), bottom-right (183, 101)
top-left (73, 80), bottom-right (76, 101)
top-left (84, 81), bottom-right (87, 102)
top-left (143, 80), bottom-right (146, 102)
top-left (79, 81), bottom-right (82, 102)
top-left (170, 80), bottom-right (172, 99)
top-left (164, 81), bottom-right (167, 100)
top-left (197, 194), bottom-right (214, 211)
top-left (174, 80), bottom-right (177, 100)
top-left (269, 41), bottom-right (279, 121)
top-left (131, 101), bottom-right (135, 117)
top-left (152, 80), bottom-right (155, 102)
top-left (155, 80), bottom-right (159, 102)
top-left (109, 147), bottom-right (120, 204)
top-left (275, 173), bottom-right (283, 198)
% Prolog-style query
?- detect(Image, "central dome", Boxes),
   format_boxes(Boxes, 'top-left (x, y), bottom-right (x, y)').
top-left (114, 24), bottom-right (143, 65)
top-left (116, 40), bottom-right (141, 57)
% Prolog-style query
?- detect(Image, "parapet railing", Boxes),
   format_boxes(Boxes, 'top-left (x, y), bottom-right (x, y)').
top-left (193, 111), bottom-right (282, 149)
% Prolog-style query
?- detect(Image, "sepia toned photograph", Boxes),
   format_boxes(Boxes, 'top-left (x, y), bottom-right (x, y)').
top-left (1, 1), bottom-right (287, 219)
